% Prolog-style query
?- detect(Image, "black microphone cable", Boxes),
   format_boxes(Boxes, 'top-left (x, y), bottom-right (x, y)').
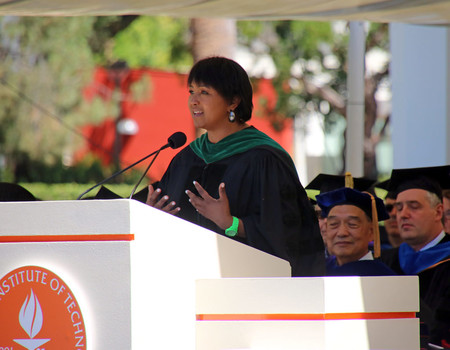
top-left (128, 131), bottom-right (187, 199)
top-left (77, 132), bottom-right (186, 200)
top-left (128, 149), bottom-right (161, 199)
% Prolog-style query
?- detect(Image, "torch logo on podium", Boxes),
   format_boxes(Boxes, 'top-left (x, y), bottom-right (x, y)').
top-left (14, 289), bottom-right (50, 350)
top-left (0, 266), bottom-right (87, 349)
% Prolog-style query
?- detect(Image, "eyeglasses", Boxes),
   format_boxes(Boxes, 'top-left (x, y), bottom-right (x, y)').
top-left (385, 204), bottom-right (395, 213)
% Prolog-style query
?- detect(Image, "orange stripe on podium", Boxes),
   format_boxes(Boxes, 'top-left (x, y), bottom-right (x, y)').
top-left (196, 312), bottom-right (415, 321)
top-left (0, 234), bottom-right (135, 243)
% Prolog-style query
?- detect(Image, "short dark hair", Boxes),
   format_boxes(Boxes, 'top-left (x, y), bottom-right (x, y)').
top-left (443, 189), bottom-right (450, 200)
top-left (187, 56), bottom-right (253, 123)
top-left (385, 191), bottom-right (397, 200)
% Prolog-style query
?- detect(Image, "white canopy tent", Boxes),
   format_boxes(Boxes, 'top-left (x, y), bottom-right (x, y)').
top-left (0, 0), bottom-right (448, 25)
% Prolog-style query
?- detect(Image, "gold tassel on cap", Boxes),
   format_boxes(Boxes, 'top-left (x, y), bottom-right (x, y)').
top-left (365, 192), bottom-right (381, 258)
top-left (344, 172), bottom-right (354, 189)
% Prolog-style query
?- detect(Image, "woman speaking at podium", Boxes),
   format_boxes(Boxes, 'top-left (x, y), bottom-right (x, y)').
top-left (146, 56), bottom-right (324, 277)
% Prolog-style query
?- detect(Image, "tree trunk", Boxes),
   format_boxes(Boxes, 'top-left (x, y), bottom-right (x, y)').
top-left (189, 18), bottom-right (238, 137)
top-left (190, 18), bottom-right (237, 62)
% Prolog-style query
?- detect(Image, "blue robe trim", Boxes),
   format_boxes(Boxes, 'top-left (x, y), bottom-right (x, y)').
top-left (399, 240), bottom-right (450, 274)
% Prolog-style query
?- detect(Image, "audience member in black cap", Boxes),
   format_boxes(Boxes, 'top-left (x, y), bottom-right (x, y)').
top-left (382, 192), bottom-right (403, 249)
top-left (310, 198), bottom-right (328, 256)
top-left (306, 173), bottom-right (376, 261)
top-left (443, 189), bottom-right (450, 234)
top-left (305, 173), bottom-right (376, 194)
top-left (316, 187), bottom-right (396, 276)
top-left (0, 182), bottom-right (37, 201)
top-left (375, 179), bottom-right (403, 249)
top-left (380, 165), bottom-right (450, 348)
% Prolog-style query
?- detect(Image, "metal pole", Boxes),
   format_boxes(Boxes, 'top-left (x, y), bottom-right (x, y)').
top-left (345, 21), bottom-right (366, 177)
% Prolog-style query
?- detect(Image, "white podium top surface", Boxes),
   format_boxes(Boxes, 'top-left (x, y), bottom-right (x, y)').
top-left (0, 199), bottom-right (139, 238)
top-left (0, 199), bottom-right (291, 277)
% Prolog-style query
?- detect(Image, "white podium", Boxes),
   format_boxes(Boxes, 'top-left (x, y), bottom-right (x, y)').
top-left (0, 199), bottom-right (291, 350)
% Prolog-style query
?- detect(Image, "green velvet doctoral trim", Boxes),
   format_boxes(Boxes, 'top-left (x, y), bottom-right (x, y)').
top-left (189, 126), bottom-right (288, 164)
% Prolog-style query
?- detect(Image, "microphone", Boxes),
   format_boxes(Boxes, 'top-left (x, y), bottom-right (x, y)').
top-left (128, 131), bottom-right (187, 199)
top-left (165, 131), bottom-right (187, 150)
top-left (77, 132), bottom-right (187, 200)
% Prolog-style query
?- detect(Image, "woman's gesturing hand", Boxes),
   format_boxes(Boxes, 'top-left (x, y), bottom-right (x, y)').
top-left (186, 181), bottom-right (233, 230)
top-left (146, 184), bottom-right (180, 215)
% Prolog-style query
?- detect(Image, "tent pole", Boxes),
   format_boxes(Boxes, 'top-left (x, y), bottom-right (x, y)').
top-left (345, 21), bottom-right (366, 177)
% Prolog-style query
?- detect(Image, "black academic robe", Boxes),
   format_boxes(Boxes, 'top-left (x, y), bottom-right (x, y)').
top-left (155, 144), bottom-right (325, 277)
top-left (381, 234), bottom-right (450, 346)
top-left (326, 258), bottom-right (397, 276)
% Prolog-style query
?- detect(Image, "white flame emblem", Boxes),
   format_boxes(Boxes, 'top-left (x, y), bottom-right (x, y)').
top-left (19, 289), bottom-right (43, 338)
top-left (14, 289), bottom-right (50, 350)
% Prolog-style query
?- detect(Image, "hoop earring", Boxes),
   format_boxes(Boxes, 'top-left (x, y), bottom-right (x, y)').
top-left (228, 110), bottom-right (236, 122)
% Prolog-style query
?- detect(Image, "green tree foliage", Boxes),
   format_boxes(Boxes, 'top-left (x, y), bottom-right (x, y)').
top-left (237, 20), bottom-right (390, 177)
top-left (88, 15), bottom-right (139, 65)
top-left (238, 20), bottom-right (335, 118)
top-left (0, 15), bottom-right (192, 182)
top-left (0, 18), bottom-right (227, 182)
top-left (111, 16), bottom-right (192, 70)
top-left (0, 17), bottom-right (98, 181)
top-left (0, 15), bottom-right (388, 183)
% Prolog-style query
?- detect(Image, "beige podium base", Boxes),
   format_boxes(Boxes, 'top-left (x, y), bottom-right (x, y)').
top-left (196, 276), bottom-right (420, 350)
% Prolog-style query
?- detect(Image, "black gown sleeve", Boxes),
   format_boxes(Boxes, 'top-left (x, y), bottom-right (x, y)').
top-left (231, 146), bottom-right (325, 277)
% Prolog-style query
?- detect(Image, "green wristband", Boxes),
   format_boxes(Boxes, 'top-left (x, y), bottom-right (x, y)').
top-left (225, 216), bottom-right (239, 237)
